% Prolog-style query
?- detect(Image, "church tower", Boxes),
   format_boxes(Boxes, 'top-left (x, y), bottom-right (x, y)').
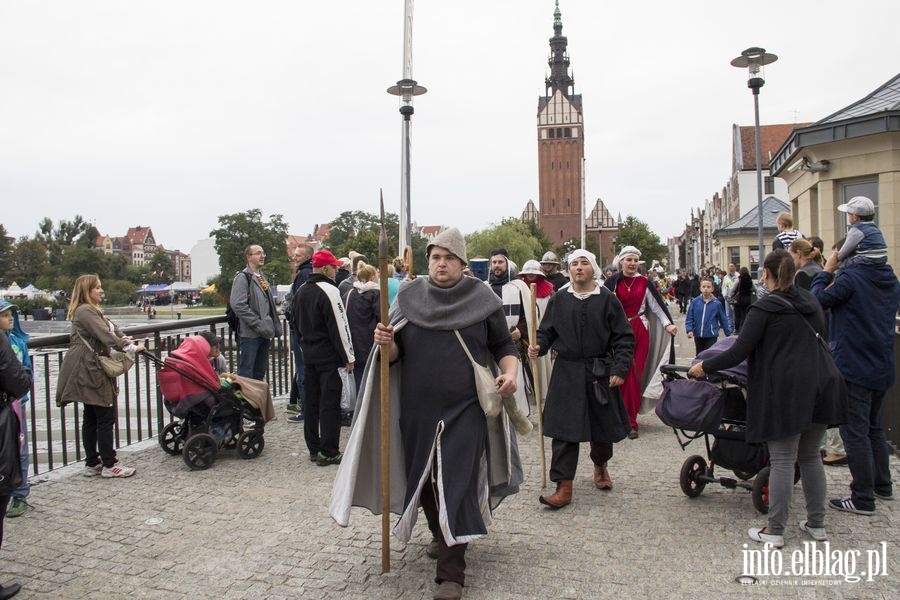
top-left (536, 1), bottom-right (584, 246)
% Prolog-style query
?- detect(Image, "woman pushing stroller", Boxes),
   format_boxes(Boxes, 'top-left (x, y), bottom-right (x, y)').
top-left (688, 250), bottom-right (846, 548)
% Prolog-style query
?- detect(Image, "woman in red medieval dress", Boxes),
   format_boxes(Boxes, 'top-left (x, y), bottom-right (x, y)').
top-left (604, 246), bottom-right (677, 438)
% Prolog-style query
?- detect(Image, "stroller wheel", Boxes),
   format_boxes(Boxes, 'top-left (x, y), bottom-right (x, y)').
top-left (237, 430), bottom-right (265, 459)
top-left (679, 455), bottom-right (708, 498)
top-left (159, 421), bottom-right (184, 456)
top-left (752, 466), bottom-right (771, 514)
top-left (183, 433), bottom-right (218, 470)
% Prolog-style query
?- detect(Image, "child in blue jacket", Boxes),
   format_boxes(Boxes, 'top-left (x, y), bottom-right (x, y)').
top-left (685, 278), bottom-right (733, 355)
top-left (0, 299), bottom-right (32, 518)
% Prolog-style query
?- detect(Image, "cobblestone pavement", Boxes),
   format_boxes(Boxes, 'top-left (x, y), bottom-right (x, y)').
top-left (4, 313), bottom-right (899, 599)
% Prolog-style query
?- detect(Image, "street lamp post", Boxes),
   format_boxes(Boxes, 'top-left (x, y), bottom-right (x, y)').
top-left (387, 0), bottom-right (427, 256)
top-left (731, 47), bottom-right (778, 265)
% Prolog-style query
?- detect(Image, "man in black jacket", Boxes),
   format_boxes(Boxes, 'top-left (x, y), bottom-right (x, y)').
top-left (1, 328), bottom-right (32, 599)
top-left (285, 243), bottom-right (314, 419)
top-left (296, 250), bottom-right (355, 466)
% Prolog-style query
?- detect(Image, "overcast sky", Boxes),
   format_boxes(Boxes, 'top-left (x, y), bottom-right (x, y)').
top-left (1, 0), bottom-right (897, 253)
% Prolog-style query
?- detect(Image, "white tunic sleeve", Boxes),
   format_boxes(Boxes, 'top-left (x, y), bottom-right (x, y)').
top-left (644, 289), bottom-right (672, 327)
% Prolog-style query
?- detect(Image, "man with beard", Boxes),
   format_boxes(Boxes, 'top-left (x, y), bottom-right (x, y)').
top-left (331, 228), bottom-right (522, 600)
top-left (488, 248), bottom-right (532, 417)
top-left (528, 249), bottom-right (634, 507)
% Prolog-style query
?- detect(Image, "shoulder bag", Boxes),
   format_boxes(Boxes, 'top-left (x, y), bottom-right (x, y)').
top-left (453, 330), bottom-right (502, 417)
top-left (77, 332), bottom-right (134, 378)
top-left (0, 394), bottom-right (22, 494)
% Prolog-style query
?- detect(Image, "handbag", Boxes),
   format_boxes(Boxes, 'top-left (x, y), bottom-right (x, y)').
top-left (77, 332), bottom-right (135, 378)
top-left (453, 330), bottom-right (502, 417)
top-left (0, 398), bottom-right (22, 494)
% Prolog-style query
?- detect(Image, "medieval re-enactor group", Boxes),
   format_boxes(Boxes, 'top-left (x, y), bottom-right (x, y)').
top-left (328, 228), bottom-right (676, 600)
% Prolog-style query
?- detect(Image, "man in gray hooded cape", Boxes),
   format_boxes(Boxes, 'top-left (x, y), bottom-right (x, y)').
top-left (330, 228), bottom-right (523, 600)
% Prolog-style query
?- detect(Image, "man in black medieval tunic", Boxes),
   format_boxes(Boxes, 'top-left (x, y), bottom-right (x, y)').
top-left (330, 227), bottom-right (522, 600)
top-left (528, 249), bottom-right (635, 509)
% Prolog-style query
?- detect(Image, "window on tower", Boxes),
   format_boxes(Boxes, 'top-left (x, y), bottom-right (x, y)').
top-left (556, 128), bottom-right (563, 138)
top-left (549, 129), bottom-right (555, 139)
top-left (564, 128), bottom-right (571, 137)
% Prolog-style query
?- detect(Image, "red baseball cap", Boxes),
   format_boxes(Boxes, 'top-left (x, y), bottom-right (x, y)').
top-left (312, 250), bottom-right (343, 268)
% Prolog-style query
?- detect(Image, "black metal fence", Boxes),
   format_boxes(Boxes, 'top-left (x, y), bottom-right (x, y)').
top-left (24, 316), bottom-right (292, 475)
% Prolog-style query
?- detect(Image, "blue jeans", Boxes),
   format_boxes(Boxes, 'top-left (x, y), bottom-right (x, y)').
top-left (238, 337), bottom-right (270, 381)
top-left (839, 382), bottom-right (892, 510)
top-left (290, 336), bottom-right (306, 405)
top-left (12, 399), bottom-right (29, 499)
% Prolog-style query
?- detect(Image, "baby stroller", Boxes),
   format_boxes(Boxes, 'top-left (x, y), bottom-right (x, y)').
top-left (656, 337), bottom-right (798, 514)
top-left (145, 336), bottom-right (266, 470)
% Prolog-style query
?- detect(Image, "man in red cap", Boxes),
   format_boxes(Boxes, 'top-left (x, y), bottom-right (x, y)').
top-left (295, 250), bottom-right (355, 466)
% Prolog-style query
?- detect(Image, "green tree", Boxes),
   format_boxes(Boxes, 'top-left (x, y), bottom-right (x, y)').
top-left (614, 215), bottom-right (667, 266)
top-left (102, 279), bottom-right (137, 305)
top-left (60, 245), bottom-right (106, 279)
top-left (103, 253), bottom-right (131, 281)
top-left (466, 218), bottom-right (548, 269)
top-left (147, 249), bottom-right (176, 284)
top-left (11, 237), bottom-right (48, 284)
top-left (326, 210), bottom-right (401, 261)
top-left (210, 209), bottom-right (291, 295)
top-left (0, 225), bottom-right (14, 281)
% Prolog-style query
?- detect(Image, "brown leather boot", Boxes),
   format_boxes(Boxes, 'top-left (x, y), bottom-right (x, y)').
top-left (539, 480), bottom-right (573, 509)
top-left (593, 463), bottom-right (613, 490)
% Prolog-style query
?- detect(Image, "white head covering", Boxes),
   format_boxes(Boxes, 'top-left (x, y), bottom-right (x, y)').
top-left (613, 245), bottom-right (641, 270)
top-left (567, 249), bottom-right (602, 281)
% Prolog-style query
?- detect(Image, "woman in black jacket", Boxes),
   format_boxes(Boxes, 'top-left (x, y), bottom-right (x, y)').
top-left (343, 263), bottom-right (381, 394)
top-left (732, 267), bottom-right (754, 332)
top-left (689, 250), bottom-right (845, 549)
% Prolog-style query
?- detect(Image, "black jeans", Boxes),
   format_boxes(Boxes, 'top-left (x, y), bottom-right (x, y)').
top-left (304, 363), bottom-right (342, 458)
top-left (82, 404), bottom-right (117, 468)
top-left (693, 336), bottom-right (717, 355)
top-left (549, 439), bottom-right (613, 482)
top-left (421, 477), bottom-right (467, 586)
top-left (840, 382), bottom-right (892, 510)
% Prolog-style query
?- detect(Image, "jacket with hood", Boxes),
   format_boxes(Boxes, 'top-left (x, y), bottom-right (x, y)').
top-left (0, 300), bottom-right (31, 403)
top-left (702, 286), bottom-right (845, 443)
top-left (344, 281), bottom-right (380, 367)
top-left (230, 267), bottom-right (280, 339)
top-left (296, 273), bottom-right (354, 367)
top-left (810, 264), bottom-right (900, 390)
top-left (685, 294), bottom-right (733, 339)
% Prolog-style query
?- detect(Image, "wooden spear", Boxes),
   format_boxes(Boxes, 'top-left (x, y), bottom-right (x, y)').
top-left (378, 191), bottom-right (391, 573)
top-left (528, 283), bottom-right (547, 489)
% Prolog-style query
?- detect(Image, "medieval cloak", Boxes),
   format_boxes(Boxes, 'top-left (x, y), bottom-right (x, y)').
top-left (330, 275), bottom-right (524, 546)
top-left (604, 272), bottom-right (675, 412)
top-left (536, 285), bottom-right (636, 442)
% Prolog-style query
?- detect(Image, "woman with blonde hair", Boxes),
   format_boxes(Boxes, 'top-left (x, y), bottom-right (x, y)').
top-left (343, 263), bottom-right (380, 395)
top-left (789, 238), bottom-right (824, 290)
top-left (57, 275), bottom-right (144, 478)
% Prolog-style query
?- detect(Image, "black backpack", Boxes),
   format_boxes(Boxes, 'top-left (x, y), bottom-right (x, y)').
top-left (226, 271), bottom-right (252, 336)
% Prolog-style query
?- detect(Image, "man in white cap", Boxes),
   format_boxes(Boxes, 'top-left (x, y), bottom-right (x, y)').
top-left (528, 249), bottom-right (634, 507)
top-left (331, 228), bottom-right (523, 600)
top-left (835, 196), bottom-right (887, 268)
top-left (517, 260), bottom-right (554, 402)
top-left (604, 246), bottom-right (676, 438)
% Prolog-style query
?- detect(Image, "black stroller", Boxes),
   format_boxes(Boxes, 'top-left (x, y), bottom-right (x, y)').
top-left (145, 337), bottom-right (265, 470)
top-left (657, 338), bottom-right (798, 514)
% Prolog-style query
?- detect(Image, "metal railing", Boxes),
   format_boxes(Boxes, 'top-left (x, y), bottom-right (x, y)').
top-left (24, 316), bottom-right (292, 475)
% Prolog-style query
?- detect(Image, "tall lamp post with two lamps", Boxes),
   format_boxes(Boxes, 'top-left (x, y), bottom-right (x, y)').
top-left (731, 47), bottom-right (778, 269)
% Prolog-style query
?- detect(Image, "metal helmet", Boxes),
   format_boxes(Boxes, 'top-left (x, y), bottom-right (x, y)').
top-left (540, 251), bottom-right (560, 265)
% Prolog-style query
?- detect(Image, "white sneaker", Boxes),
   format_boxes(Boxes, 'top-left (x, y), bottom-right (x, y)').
top-left (799, 520), bottom-right (827, 541)
top-left (82, 464), bottom-right (103, 477)
top-left (101, 461), bottom-right (136, 478)
top-left (748, 527), bottom-right (784, 548)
